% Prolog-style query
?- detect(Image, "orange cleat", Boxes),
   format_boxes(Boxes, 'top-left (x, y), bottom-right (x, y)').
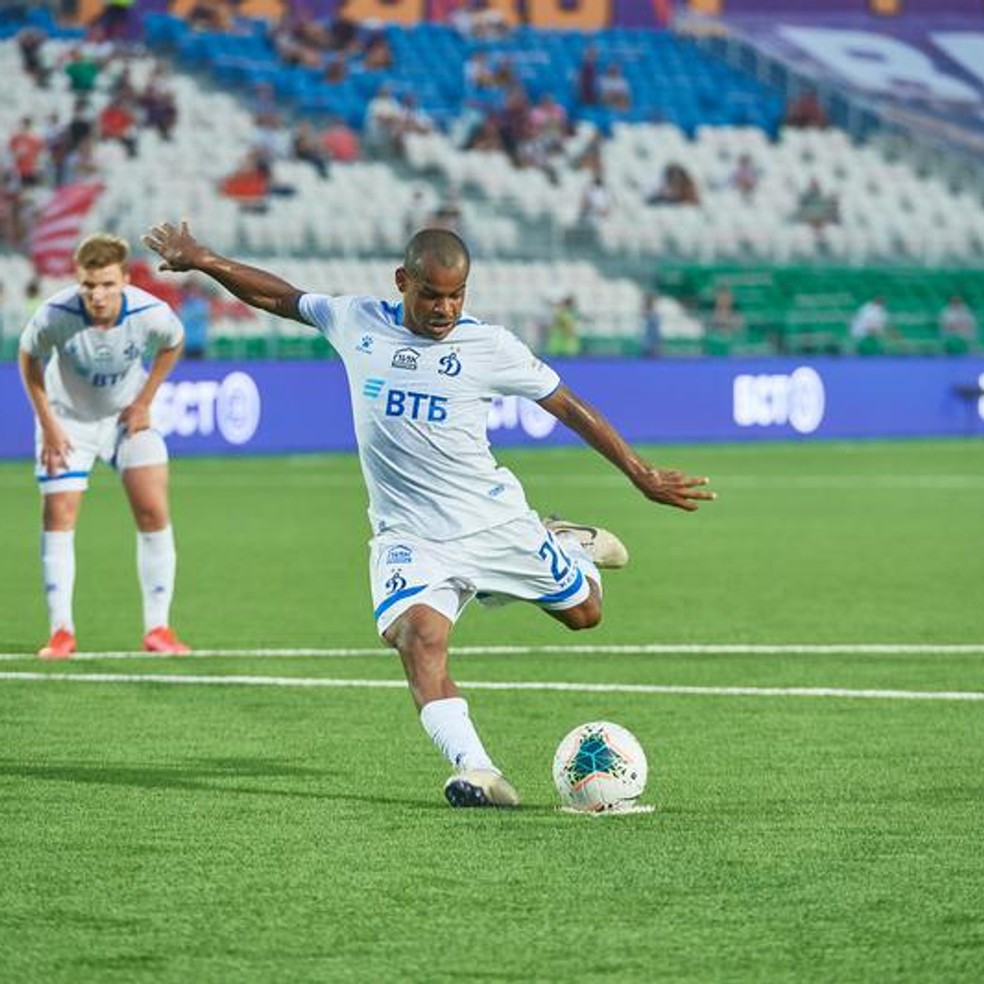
top-left (38, 628), bottom-right (77, 660)
top-left (143, 626), bottom-right (191, 655)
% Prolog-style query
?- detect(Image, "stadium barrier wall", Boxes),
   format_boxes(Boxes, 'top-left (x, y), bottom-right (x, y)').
top-left (1, 357), bottom-right (982, 460)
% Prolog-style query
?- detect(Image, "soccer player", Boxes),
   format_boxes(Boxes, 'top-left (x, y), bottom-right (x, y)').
top-left (19, 233), bottom-right (191, 659)
top-left (143, 220), bottom-right (714, 807)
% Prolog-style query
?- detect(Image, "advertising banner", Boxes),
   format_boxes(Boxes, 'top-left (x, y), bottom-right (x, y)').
top-left (2, 357), bottom-right (982, 462)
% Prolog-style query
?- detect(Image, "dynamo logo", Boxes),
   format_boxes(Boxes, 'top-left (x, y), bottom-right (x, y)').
top-left (733, 366), bottom-right (825, 435)
top-left (152, 371), bottom-right (261, 445)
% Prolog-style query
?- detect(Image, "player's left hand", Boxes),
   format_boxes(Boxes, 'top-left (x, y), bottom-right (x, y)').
top-left (119, 401), bottom-right (151, 436)
top-left (634, 467), bottom-right (716, 512)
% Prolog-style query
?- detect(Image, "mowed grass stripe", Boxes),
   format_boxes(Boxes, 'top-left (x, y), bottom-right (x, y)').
top-left (2, 642), bottom-right (983, 660)
top-left (2, 670), bottom-right (983, 701)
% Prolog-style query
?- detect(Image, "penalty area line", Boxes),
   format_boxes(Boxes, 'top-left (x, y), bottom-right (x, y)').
top-left (1, 643), bottom-right (984, 662)
top-left (0, 671), bottom-right (982, 702)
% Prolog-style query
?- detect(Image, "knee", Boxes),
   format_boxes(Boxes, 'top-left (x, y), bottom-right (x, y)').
top-left (564, 598), bottom-right (603, 631)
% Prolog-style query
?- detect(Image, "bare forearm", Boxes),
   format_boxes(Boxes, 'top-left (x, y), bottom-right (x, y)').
top-left (134, 344), bottom-right (182, 407)
top-left (544, 388), bottom-right (647, 487)
top-left (191, 249), bottom-right (301, 320)
top-left (18, 352), bottom-right (55, 427)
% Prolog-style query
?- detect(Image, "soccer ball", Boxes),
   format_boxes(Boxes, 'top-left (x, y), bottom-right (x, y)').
top-left (552, 721), bottom-right (648, 813)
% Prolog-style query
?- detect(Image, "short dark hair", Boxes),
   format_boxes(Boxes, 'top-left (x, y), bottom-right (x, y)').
top-left (403, 229), bottom-right (470, 280)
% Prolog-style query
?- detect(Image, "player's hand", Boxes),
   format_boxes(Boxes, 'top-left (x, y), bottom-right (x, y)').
top-left (119, 401), bottom-right (151, 436)
top-left (142, 219), bottom-right (203, 272)
top-left (40, 421), bottom-right (73, 477)
top-left (634, 467), bottom-right (716, 512)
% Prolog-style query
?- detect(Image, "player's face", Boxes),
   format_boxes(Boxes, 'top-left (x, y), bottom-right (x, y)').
top-left (396, 261), bottom-right (467, 341)
top-left (77, 263), bottom-right (128, 327)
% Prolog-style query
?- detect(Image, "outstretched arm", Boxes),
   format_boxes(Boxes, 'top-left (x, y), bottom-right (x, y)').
top-left (142, 220), bottom-right (306, 323)
top-left (538, 384), bottom-right (715, 512)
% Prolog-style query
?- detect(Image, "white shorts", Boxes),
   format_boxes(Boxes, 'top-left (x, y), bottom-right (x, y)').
top-left (370, 511), bottom-right (591, 635)
top-left (34, 410), bottom-right (169, 495)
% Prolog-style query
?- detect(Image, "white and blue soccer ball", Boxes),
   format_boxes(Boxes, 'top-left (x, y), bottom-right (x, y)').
top-left (552, 721), bottom-right (648, 813)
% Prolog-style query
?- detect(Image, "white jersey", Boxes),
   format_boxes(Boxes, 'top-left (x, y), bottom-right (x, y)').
top-left (20, 284), bottom-right (184, 422)
top-left (299, 294), bottom-right (561, 541)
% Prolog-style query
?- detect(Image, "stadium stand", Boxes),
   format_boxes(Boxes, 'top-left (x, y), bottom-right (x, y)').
top-left (1, 5), bottom-right (982, 359)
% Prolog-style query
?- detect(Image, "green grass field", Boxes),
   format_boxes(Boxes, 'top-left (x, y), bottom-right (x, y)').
top-left (1, 440), bottom-right (983, 982)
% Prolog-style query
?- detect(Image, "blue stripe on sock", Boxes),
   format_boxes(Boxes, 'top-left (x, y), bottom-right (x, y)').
top-left (38, 471), bottom-right (89, 483)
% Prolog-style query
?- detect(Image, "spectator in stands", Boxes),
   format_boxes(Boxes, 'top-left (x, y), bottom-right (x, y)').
top-left (939, 295), bottom-right (978, 351)
top-left (321, 116), bottom-right (361, 163)
top-left (63, 46), bottom-right (104, 95)
top-left (598, 64), bottom-right (632, 113)
top-left (706, 287), bottom-right (744, 335)
top-left (324, 55), bottom-right (348, 85)
top-left (187, 0), bottom-right (236, 33)
top-left (365, 84), bottom-right (406, 156)
top-left (450, 0), bottom-right (511, 40)
top-left (544, 295), bottom-right (582, 357)
top-left (219, 149), bottom-right (271, 212)
top-left (785, 89), bottom-right (829, 129)
top-left (0, 161), bottom-right (27, 249)
top-left (430, 190), bottom-right (467, 241)
top-left (62, 134), bottom-right (103, 185)
top-left (464, 51), bottom-right (497, 91)
top-left (18, 26), bottom-right (51, 88)
top-left (9, 118), bottom-right (45, 188)
top-left (794, 178), bottom-right (839, 232)
top-left (140, 68), bottom-right (178, 141)
top-left (97, 0), bottom-right (137, 44)
top-left (729, 153), bottom-right (760, 201)
top-left (646, 163), bottom-right (700, 206)
top-left (65, 98), bottom-right (96, 160)
top-left (851, 296), bottom-right (889, 353)
top-left (292, 122), bottom-right (330, 179)
top-left (363, 30), bottom-right (394, 72)
top-left (641, 291), bottom-right (661, 358)
top-left (99, 97), bottom-right (139, 158)
top-left (464, 113), bottom-right (505, 153)
top-left (326, 11), bottom-right (363, 55)
top-left (577, 44), bottom-right (600, 106)
top-left (178, 280), bottom-right (211, 360)
top-left (578, 173), bottom-right (611, 232)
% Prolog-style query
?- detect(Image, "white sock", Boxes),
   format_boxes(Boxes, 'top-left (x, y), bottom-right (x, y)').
top-left (554, 532), bottom-right (603, 597)
top-left (137, 525), bottom-right (176, 632)
top-left (41, 530), bottom-right (75, 633)
top-left (420, 697), bottom-right (497, 773)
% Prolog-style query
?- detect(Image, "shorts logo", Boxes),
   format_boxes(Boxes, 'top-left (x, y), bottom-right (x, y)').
top-left (363, 377), bottom-right (385, 398)
top-left (438, 351), bottom-right (461, 377)
top-left (385, 545), bottom-right (413, 565)
top-left (385, 570), bottom-right (407, 594)
top-left (356, 334), bottom-right (374, 353)
top-left (392, 347), bottom-right (419, 371)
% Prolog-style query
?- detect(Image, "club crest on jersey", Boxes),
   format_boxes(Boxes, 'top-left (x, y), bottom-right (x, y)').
top-left (385, 570), bottom-right (407, 594)
top-left (123, 341), bottom-right (141, 361)
top-left (391, 347), bottom-right (419, 371)
top-left (438, 350), bottom-right (461, 377)
top-left (356, 334), bottom-right (374, 353)
top-left (385, 545), bottom-right (413, 566)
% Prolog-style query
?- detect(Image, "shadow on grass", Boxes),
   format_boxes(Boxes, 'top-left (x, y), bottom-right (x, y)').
top-left (0, 756), bottom-right (439, 808)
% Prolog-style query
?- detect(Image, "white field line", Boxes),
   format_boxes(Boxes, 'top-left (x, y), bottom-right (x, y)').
top-left (0, 671), bottom-right (982, 702)
top-left (1, 643), bottom-right (983, 662)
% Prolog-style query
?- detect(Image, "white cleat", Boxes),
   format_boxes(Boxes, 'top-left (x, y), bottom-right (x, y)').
top-left (444, 769), bottom-right (521, 808)
top-left (545, 518), bottom-right (630, 569)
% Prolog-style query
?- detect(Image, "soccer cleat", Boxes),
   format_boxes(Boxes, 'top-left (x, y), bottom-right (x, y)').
top-left (143, 626), bottom-right (191, 655)
top-left (444, 769), bottom-right (521, 808)
top-left (544, 518), bottom-right (629, 569)
top-left (38, 628), bottom-right (76, 660)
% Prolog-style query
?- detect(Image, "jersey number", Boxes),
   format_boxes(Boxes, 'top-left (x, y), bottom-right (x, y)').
top-left (538, 537), bottom-right (572, 583)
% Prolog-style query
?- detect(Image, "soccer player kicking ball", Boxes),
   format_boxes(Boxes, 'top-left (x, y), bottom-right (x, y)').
top-left (19, 234), bottom-right (191, 659)
top-left (143, 221), bottom-right (714, 808)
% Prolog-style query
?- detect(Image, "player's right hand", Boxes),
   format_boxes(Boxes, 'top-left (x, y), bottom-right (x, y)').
top-left (635, 467), bottom-right (716, 512)
top-left (142, 219), bottom-right (202, 272)
top-left (40, 423), bottom-right (73, 476)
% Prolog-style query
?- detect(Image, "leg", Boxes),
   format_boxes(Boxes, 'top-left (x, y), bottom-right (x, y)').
top-left (383, 604), bottom-right (519, 807)
top-left (546, 576), bottom-right (603, 631)
top-left (122, 461), bottom-right (187, 652)
top-left (38, 491), bottom-right (83, 657)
